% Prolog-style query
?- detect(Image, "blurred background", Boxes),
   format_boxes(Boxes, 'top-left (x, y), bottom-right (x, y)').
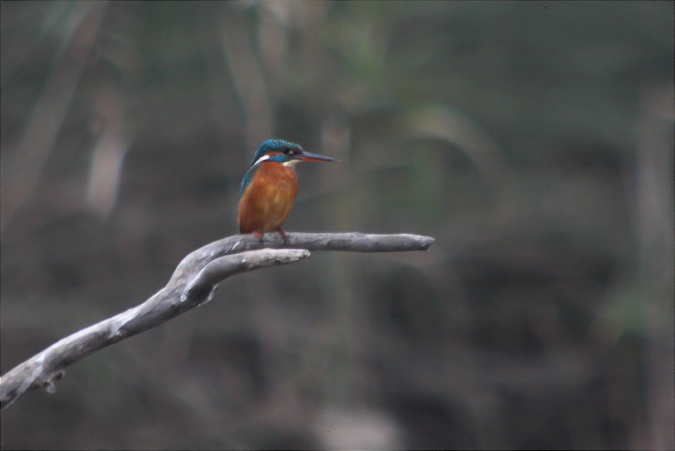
top-left (1, 1), bottom-right (673, 449)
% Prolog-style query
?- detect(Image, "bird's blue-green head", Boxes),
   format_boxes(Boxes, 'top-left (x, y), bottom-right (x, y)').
top-left (251, 139), bottom-right (302, 165)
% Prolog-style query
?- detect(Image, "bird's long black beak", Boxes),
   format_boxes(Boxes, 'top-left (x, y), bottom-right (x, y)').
top-left (296, 150), bottom-right (338, 163)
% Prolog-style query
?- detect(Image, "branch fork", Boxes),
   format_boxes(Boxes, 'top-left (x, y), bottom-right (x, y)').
top-left (0, 232), bottom-right (434, 409)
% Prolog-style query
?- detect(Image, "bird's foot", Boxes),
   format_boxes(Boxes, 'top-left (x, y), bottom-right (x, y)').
top-left (277, 228), bottom-right (288, 244)
top-left (252, 231), bottom-right (264, 242)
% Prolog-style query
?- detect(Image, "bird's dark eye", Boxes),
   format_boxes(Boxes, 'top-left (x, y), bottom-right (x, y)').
top-left (283, 147), bottom-right (299, 155)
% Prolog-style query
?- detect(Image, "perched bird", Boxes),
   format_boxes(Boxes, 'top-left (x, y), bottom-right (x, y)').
top-left (238, 139), bottom-right (337, 240)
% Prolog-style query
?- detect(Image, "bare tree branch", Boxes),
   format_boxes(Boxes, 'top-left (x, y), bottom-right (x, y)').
top-left (0, 232), bottom-right (434, 409)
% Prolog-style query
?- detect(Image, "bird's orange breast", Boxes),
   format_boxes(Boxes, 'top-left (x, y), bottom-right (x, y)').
top-left (238, 162), bottom-right (299, 234)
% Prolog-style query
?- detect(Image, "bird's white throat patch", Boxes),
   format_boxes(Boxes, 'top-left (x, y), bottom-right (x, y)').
top-left (283, 160), bottom-right (301, 167)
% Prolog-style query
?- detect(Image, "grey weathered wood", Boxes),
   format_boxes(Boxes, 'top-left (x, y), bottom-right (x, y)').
top-left (0, 232), bottom-right (434, 409)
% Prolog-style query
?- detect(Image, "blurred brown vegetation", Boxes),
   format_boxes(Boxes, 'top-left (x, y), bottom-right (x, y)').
top-left (1, 1), bottom-right (673, 449)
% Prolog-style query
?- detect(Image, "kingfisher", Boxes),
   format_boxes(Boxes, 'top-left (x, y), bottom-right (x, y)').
top-left (238, 139), bottom-right (337, 240)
